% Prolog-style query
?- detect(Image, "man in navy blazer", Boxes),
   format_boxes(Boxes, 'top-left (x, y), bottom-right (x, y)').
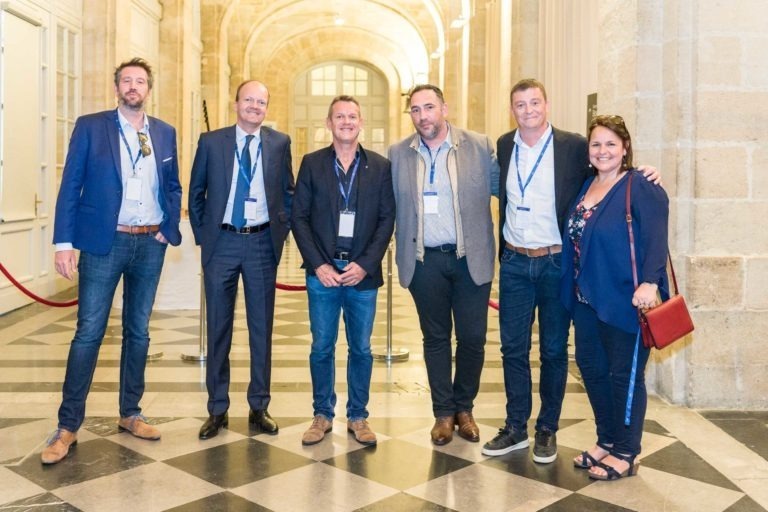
top-left (189, 80), bottom-right (294, 439)
top-left (486, 79), bottom-right (659, 463)
top-left (291, 96), bottom-right (395, 446)
top-left (43, 58), bottom-right (182, 464)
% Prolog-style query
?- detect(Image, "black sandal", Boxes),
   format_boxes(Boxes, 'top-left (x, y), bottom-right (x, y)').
top-left (573, 442), bottom-right (611, 469)
top-left (588, 452), bottom-right (639, 480)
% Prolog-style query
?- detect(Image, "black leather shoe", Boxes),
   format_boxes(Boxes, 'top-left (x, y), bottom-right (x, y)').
top-left (249, 409), bottom-right (278, 435)
top-left (199, 412), bottom-right (228, 440)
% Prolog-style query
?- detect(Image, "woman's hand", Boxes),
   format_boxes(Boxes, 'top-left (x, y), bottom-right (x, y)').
top-left (632, 282), bottom-right (659, 310)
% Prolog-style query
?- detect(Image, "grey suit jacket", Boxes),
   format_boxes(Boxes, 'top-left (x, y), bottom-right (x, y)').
top-left (188, 125), bottom-right (294, 266)
top-left (388, 126), bottom-right (498, 288)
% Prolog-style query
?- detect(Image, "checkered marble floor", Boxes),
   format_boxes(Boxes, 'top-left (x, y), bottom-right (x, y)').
top-left (0, 242), bottom-right (767, 511)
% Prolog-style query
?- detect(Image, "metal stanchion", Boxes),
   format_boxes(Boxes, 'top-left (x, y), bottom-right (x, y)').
top-left (181, 268), bottom-right (207, 362)
top-left (373, 243), bottom-right (409, 363)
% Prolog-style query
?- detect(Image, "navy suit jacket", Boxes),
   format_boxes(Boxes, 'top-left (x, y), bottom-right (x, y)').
top-left (291, 145), bottom-right (395, 290)
top-left (53, 109), bottom-right (182, 254)
top-left (560, 170), bottom-right (670, 333)
top-left (188, 125), bottom-right (294, 266)
top-left (496, 127), bottom-right (590, 259)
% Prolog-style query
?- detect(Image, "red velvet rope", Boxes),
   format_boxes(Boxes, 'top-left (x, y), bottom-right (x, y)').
top-left (0, 262), bottom-right (497, 311)
top-left (275, 282), bottom-right (307, 291)
top-left (0, 262), bottom-right (78, 307)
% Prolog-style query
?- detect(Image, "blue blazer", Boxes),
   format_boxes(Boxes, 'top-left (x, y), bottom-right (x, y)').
top-left (291, 145), bottom-right (395, 290)
top-left (188, 125), bottom-right (294, 266)
top-left (560, 170), bottom-right (670, 333)
top-left (53, 109), bottom-right (182, 254)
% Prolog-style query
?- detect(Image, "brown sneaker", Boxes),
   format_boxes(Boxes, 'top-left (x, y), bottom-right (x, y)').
top-left (347, 419), bottom-right (377, 446)
top-left (41, 428), bottom-right (77, 464)
top-left (302, 415), bottom-right (333, 445)
top-left (117, 415), bottom-right (161, 440)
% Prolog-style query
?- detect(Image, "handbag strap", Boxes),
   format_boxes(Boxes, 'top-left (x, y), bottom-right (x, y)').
top-left (625, 171), bottom-right (679, 296)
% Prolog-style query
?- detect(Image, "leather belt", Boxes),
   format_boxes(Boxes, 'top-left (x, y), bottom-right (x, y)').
top-left (425, 244), bottom-right (457, 253)
top-left (221, 222), bottom-right (270, 234)
top-left (505, 242), bottom-right (561, 257)
top-left (116, 224), bottom-right (160, 235)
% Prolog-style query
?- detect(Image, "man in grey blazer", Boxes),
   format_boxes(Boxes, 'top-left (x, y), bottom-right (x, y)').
top-left (389, 84), bottom-right (498, 446)
top-left (188, 80), bottom-right (294, 439)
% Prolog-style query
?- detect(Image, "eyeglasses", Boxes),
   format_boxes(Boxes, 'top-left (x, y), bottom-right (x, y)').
top-left (137, 132), bottom-right (151, 157)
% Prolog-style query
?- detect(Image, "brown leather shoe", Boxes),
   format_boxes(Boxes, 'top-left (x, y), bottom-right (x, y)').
top-left (455, 411), bottom-right (480, 442)
top-left (347, 419), bottom-right (377, 446)
top-left (41, 428), bottom-right (78, 464)
top-left (430, 416), bottom-right (455, 445)
top-left (302, 415), bottom-right (333, 445)
top-left (117, 415), bottom-right (161, 440)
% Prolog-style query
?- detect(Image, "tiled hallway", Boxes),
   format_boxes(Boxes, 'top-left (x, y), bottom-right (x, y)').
top-left (0, 243), bottom-right (766, 511)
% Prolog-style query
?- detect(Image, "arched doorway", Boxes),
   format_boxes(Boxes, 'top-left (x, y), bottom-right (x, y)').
top-left (291, 61), bottom-right (388, 171)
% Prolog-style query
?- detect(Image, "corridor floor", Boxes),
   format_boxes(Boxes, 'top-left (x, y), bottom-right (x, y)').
top-left (0, 243), bottom-right (766, 511)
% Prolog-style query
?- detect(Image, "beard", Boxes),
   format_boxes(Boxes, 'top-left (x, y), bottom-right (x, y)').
top-left (416, 121), bottom-right (440, 141)
top-left (119, 90), bottom-right (145, 111)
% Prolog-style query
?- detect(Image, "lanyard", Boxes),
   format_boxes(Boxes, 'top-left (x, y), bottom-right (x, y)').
top-left (334, 152), bottom-right (361, 211)
top-left (234, 140), bottom-right (263, 187)
top-left (116, 116), bottom-right (146, 172)
top-left (514, 130), bottom-right (553, 201)
top-left (421, 141), bottom-right (443, 185)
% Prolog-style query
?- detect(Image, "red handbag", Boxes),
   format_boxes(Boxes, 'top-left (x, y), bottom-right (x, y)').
top-left (626, 173), bottom-right (694, 349)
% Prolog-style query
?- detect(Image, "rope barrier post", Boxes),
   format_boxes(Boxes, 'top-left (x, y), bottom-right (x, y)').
top-left (181, 268), bottom-right (207, 363)
top-left (373, 242), bottom-right (408, 363)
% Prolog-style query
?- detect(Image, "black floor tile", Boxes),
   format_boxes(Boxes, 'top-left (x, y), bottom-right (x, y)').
top-left (540, 493), bottom-right (635, 511)
top-left (706, 417), bottom-right (768, 460)
top-left (9, 438), bottom-right (155, 491)
top-left (164, 491), bottom-right (273, 512)
top-left (163, 438), bottom-right (313, 488)
top-left (480, 444), bottom-right (592, 492)
top-left (0, 418), bottom-right (42, 428)
top-left (642, 419), bottom-right (672, 436)
top-left (324, 439), bottom-right (473, 490)
top-left (0, 492), bottom-right (82, 511)
top-left (355, 492), bottom-right (458, 512)
top-left (640, 440), bottom-right (741, 491)
top-left (724, 495), bottom-right (768, 512)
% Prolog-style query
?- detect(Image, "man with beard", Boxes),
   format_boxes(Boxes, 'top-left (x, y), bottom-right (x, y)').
top-left (388, 84), bottom-right (498, 446)
top-left (43, 57), bottom-right (182, 464)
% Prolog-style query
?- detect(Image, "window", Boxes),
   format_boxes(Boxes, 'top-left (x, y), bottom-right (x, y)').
top-left (55, 25), bottom-right (79, 184)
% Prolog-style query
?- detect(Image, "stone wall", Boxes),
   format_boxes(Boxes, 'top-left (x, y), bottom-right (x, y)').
top-left (598, 0), bottom-right (768, 408)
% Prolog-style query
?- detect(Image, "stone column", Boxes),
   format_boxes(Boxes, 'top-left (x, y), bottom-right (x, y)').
top-left (598, 0), bottom-right (768, 408)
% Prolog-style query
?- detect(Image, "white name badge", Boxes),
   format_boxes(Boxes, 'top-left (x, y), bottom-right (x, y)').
top-left (339, 211), bottom-right (355, 237)
top-left (244, 198), bottom-right (259, 220)
top-left (126, 177), bottom-right (142, 201)
top-left (424, 192), bottom-right (439, 215)
top-left (515, 206), bottom-right (531, 229)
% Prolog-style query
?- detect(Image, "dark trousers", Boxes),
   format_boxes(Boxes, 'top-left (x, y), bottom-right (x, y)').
top-left (573, 302), bottom-right (650, 456)
top-left (203, 229), bottom-right (277, 415)
top-left (499, 249), bottom-right (570, 434)
top-left (408, 249), bottom-right (491, 417)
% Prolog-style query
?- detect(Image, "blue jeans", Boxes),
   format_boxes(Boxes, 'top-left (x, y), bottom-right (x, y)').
top-left (408, 249), bottom-right (490, 417)
top-left (306, 269), bottom-right (377, 420)
top-left (499, 248), bottom-right (569, 434)
top-left (58, 232), bottom-right (167, 432)
top-left (573, 302), bottom-right (650, 456)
